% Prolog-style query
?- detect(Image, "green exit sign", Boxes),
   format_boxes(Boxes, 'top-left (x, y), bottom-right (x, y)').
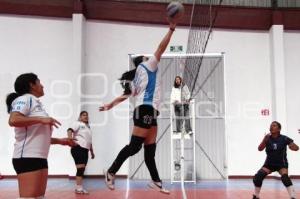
top-left (170, 45), bottom-right (183, 52)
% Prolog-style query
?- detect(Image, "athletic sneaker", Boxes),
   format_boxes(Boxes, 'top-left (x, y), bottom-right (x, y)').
top-left (252, 195), bottom-right (259, 199)
top-left (148, 181), bottom-right (170, 194)
top-left (75, 188), bottom-right (89, 194)
top-left (104, 169), bottom-right (115, 190)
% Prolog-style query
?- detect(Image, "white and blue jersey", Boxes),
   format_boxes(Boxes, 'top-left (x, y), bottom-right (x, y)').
top-left (132, 56), bottom-right (161, 110)
top-left (10, 94), bottom-right (52, 159)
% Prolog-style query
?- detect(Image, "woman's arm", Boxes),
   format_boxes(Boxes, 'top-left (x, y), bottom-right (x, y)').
top-left (184, 85), bottom-right (191, 101)
top-left (154, 20), bottom-right (176, 62)
top-left (182, 85), bottom-right (191, 103)
top-left (289, 142), bottom-right (299, 151)
top-left (258, 134), bottom-right (270, 151)
top-left (99, 94), bottom-right (130, 111)
top-left (9, 112), bottom-right (61, 128)
top-left (51, 138), bottom-right (77, 147)
top-left (170, 88), bottom-right (176, 104)
top-left (90, 144), bottom-right (95, 159)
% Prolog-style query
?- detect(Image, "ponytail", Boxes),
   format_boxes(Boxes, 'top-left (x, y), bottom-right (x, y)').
top-left (5, 73), bottom-right (38, 113)
top-left (119, 55), bottom-right (144, 95)
top-left (6, 93), bottom-right (21, 113)
top-left (119, 69), bottom-right (136, 95)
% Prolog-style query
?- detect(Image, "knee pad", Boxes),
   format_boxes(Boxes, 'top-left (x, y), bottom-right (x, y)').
top-left (281, 174), bottom-right (293, 187)
top-left (127, 135), bottom-right (144, 156)
top-left (253, 169), bottom-right (268, 187)
top-left (144, 143), bottom-right (156, 160)
top-left (76, 167), bottom-right (85, 177)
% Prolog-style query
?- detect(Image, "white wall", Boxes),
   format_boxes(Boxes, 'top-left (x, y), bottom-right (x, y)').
top-left (284, 31), bottom-right (300, 175)
top-left (206, 30), bottom-right (273, 175)
top-left (0, 15), bottom-right (77, 175)
top-left (0, 14), bottom-right (299, 177)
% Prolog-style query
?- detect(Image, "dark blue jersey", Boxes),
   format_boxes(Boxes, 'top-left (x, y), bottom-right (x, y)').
top-left (264, 134), bottom-right (293, 167)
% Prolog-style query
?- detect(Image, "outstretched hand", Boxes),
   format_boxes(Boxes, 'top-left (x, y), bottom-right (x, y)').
top-left (99, 103), bottom-right (113, 111)
top-left (40, 117), bottom-right (61, 128)
top-left (61, 138), bottom-right (77, 147)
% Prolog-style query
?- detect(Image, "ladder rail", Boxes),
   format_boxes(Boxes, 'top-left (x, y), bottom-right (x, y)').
top-left (170, 99), bottom-right (196, 184)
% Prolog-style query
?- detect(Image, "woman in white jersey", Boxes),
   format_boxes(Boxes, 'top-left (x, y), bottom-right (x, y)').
top-left (68, 111), bottom-right (95, 194)
top-left (99, 20), bottom-right (176, 194)
top-left (6, 73), bottom-right (76, 199)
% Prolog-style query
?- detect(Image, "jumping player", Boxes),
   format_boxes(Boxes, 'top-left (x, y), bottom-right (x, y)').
top-left (99, 19), bottom-right (177, 194)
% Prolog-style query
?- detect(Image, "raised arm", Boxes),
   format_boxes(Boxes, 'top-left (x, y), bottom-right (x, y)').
top-left (154, 21), bottom-right (176, 61)
top-left (99, 94), bottom-right (130, 111)
top-left (258, 134), bottom-right (270, 151)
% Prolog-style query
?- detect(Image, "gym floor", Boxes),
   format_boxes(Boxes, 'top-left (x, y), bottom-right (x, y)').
top-left (1, 178), bottom-right (300, 199)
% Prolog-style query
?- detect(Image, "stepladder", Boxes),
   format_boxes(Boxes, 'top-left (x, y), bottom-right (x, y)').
top-left (170, 99), bottom-right (196, 184)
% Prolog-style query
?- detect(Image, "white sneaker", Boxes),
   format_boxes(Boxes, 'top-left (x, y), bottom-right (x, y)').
top-left (104, 169), bottom-right (115, 190)
top-left (75, 188), bottom-right (89, 194)
top-left (148, 181), bottom-right (170, 194)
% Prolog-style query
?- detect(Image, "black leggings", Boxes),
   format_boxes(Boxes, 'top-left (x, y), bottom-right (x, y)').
top-left (108, 135), bottom-right (161, 182)
top-left (108, 135), bottom-right (144, 174)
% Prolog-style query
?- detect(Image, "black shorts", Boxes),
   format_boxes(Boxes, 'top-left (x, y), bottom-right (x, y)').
top-left (263, 164), bottom-right (288, 172)
top-left (12, 158), bottom-right (48, 174)
top-left (71, 145), bottom-right (89, 165)
top-left (133, 105), bottom-right (159, 129)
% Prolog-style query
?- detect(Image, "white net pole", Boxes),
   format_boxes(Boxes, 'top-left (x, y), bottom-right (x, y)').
top-left (170, 100), bottom-right (174, 184)
top-left (180, 131), bottom-right (187, 199)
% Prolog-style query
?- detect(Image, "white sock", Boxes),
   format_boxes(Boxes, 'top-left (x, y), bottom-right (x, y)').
top-left (254, 186), bottom-right (261, 197)
top-left (287, 185), bottom-right (296, 198)
top-left (76, 185), bottom-right (83, 190)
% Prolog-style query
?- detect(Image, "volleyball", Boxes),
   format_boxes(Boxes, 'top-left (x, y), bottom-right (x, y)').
top-left (166, 2), bottom-right (184, 21)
